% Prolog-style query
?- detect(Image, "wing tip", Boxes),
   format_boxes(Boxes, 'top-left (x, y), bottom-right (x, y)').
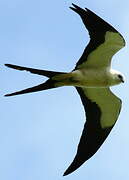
top-left (63, 171), bottom-right (68, 176)
top-left (63, 162), bottom-right (82, 176)
top-left (71, 3), bottom-right (80, 9)
top-left (63, 160), bottom-right (77, 176)
top-left (69, 3), bottom-right (87, 15)
top-left (63, 172), bottom-right (69, 176)
top-left (63, 154), bottom-right (86, 176)
top-left (63, 167), bottom-right (74, 176)
top-left (70, 4), bottom-right (120, 36)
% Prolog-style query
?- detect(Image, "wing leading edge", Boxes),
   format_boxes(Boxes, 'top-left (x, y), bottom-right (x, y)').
top-left (63, 87), bottom-right (121, 176)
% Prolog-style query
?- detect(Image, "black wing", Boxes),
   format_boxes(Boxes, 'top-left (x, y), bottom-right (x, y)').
top-left (63, 87), bottom-right (121, 176)
top-left (70, 4), bottom-right (125, 69)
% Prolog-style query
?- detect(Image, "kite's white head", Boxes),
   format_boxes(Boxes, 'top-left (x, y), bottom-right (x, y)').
top-left (110, 69), bottom-right (125, 85)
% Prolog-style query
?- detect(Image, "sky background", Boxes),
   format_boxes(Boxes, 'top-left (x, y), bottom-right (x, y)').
top-left (1, 0), bottom-right (129, 179)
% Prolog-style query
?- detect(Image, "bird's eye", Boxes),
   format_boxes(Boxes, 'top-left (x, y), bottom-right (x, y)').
top-left (118, 74), bottom-right (124, 83)
top-left (118, 74), bottom-right (122, 79)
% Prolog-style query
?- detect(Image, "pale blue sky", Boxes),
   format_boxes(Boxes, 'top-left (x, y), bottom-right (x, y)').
top-left (1, 0), bottom-right (129, 179)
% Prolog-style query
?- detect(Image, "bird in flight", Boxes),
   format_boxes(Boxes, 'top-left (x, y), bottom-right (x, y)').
top-left (5, 4), bottom-right (125, 176)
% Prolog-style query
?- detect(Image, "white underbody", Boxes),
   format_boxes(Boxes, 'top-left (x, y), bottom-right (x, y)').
top-left (54, 68), bottom-right (122, 88)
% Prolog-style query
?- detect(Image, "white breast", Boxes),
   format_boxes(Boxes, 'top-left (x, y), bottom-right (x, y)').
top-left (70, 68), bottom-right (119, 87)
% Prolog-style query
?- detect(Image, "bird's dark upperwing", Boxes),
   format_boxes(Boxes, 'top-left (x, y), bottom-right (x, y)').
top-left (70, 4), bottom-right (125, 69)
top-left (63, 87), bottom-right (121, 176)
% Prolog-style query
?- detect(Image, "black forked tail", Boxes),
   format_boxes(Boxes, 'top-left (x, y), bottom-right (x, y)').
top-left (5, 64), bottom-right (65, 96)
top-left (4, 79), bottom-right (56, 97)
top-left (5, 64), bottom-right (65, 78)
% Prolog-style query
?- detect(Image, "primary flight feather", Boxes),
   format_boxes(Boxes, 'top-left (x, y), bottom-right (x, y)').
top-left (5, 4), bottom-right (125, 176)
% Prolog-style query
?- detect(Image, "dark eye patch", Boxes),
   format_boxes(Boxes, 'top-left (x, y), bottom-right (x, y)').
top-left (118, 74), bottom-right (122, 79)
top-left (118, 74), bottom-right (123, 82)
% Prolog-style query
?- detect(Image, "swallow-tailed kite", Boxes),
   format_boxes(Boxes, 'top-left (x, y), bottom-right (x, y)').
top-left (5, 4), bottom-right (125, 176)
